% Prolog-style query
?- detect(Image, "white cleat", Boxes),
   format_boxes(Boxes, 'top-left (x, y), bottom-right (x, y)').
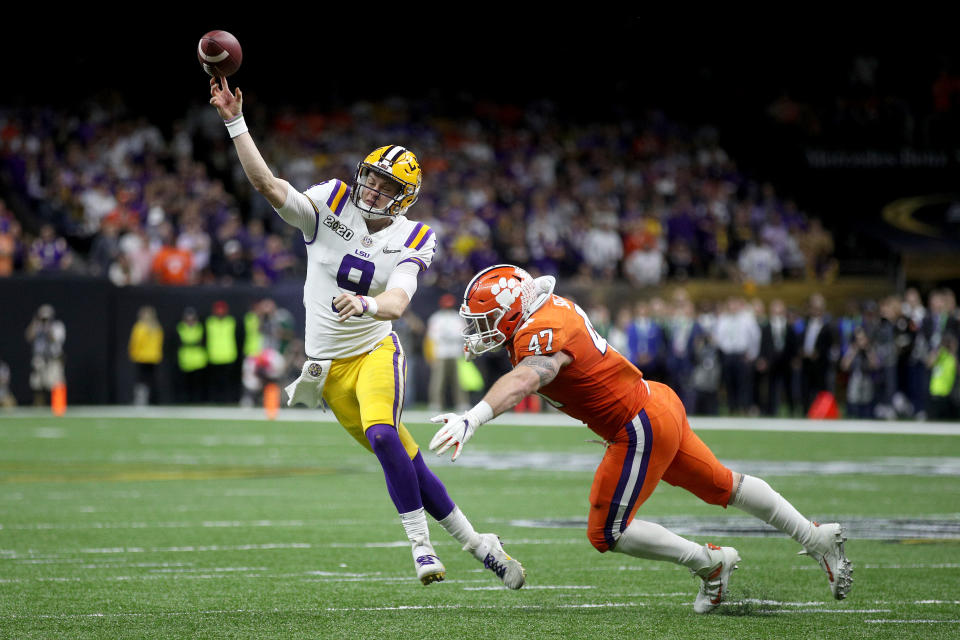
top-left (412, 539), bottom-right (445, 586)
top-left (692, 543), bottom-right (740, 614)
top-left (799, 522), bottom-right (853, 600)
top-left (471, 533), bottom-right (525, 590)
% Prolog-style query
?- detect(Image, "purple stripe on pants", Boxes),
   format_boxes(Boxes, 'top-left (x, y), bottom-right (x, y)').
top-left (390, 333), bottom-right (403, 426)
top-left (603, 418), bottom-right (637, 549)
top-left (621, 410), bottom-right (653, 536)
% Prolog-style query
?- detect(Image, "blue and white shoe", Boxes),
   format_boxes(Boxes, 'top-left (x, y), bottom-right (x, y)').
top-left (472, 533), bottom-right (525, 590)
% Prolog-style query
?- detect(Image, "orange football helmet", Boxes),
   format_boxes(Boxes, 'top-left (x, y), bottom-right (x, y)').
top-left (460, 264), bottom-right (539, 356)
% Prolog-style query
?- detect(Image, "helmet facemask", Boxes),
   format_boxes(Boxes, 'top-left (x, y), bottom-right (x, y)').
top-left (460, 304), bottom-right (508, 355)
top-left (353, 166), bottom-right (407, 220)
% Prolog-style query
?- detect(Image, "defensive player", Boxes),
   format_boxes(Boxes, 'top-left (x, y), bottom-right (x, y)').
top-left (430, 264), bottom-right (852, 612)
top-left (209, 77), bottom-right (524, 589)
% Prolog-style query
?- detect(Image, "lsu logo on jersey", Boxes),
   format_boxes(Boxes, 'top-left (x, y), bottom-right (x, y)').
top-left (324, 215), bottom-right (355, 241)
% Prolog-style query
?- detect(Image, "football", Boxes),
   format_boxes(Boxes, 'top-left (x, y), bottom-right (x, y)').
top-left (197, 30), bottom-right (242, 78)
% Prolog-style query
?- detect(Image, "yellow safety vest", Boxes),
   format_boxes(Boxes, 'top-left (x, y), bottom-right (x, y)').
top-left (206, 316), bottom-right (238, 365)
top-left (244, 312), bottom-right (262, 357)
top-left (177, 323), bottom-right (207, 372)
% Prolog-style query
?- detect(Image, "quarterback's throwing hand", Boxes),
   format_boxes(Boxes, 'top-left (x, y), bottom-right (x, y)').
top-left (333, 293), bottom-right (364, 322)
top-left (209, 76), bottom-right (242, 120)
top-left (429, 412), bottom-right (477, 462)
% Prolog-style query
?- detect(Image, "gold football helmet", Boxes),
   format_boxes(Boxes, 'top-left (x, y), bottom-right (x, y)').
top-left (351, 145), bottom-right (422, 219)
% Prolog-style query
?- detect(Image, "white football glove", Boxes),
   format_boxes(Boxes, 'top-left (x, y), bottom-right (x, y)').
top-left (429, 412), bottom-right (479, 461)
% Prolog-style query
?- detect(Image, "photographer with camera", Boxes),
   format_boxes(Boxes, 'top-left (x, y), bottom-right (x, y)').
top-left (24, 305), bottom-right (66, 406)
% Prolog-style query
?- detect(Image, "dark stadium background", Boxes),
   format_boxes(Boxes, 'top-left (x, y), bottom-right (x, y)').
top-left (2, 15), bottom-right (958, 406)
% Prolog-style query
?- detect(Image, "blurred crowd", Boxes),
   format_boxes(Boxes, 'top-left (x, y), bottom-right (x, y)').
top-left (573, 286), bottom-right (960, 421)
top-left (0, 93), bottom-right (839, 290)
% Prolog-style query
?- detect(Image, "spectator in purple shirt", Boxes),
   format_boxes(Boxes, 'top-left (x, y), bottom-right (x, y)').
top-left (252, 234), bottom-right (296, 286)
top-left (28, 224), bottom-right (72, 273)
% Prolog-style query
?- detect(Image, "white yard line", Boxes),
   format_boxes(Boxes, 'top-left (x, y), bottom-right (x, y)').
top-left (4, 406), bottom-right (960, 436)
top-left (866, 619), bottom-right (960, 624)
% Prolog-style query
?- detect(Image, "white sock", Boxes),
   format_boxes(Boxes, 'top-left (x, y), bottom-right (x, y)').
top-left (399, 507), bottom-right (430, 547)
top-left (437, 506), bottom-right (482, 550)
top-left (613, 520), bottom-right (712, 572)
top-left (730, 475), bottom-right (816, 547)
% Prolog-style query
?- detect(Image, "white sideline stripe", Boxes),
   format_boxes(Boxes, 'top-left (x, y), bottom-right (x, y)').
top-left (866, 619), bottom-right (960, 624)
top-left (4, 406), bottom-right (960, 435)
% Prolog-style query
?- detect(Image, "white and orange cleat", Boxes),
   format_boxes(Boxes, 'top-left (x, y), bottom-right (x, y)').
top-left (692, 543), bottom-right (741, 614)
top-left (799, 522), bottom-right (853, 600)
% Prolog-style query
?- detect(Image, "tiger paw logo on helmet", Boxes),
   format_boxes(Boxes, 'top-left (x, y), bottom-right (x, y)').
top-left (491, 277), bottom-right (523, 309)
top-left (460, 264), bottom-right (539, 356)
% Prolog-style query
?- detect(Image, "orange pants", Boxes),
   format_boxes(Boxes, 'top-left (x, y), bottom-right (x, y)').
top-left (587, 381), bottom-right (733, 552)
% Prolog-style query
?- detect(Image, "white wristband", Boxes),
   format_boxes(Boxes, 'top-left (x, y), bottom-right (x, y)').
top-left (224, 114), bottom-right (248, 138)
top-left (360, 296), bottom-right (379, 317)
top-left (465, 400), bottom-right (494, 428)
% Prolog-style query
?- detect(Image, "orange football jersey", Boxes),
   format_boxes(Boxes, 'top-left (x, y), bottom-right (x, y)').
top-left (506, 294), bottom-right (649, 440)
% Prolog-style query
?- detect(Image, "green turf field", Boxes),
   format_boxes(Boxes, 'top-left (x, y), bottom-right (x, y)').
top-left (1, 412), bottom-right (959, 639)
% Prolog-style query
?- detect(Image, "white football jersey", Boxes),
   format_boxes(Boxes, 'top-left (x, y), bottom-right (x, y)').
top-left (275, 179), bottom-right (437, 360)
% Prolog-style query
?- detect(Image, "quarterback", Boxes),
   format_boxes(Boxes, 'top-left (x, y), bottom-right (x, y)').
top-left (209, 76), bottom-right (524, 588)
top-left (430, 264), bottom-right (852, 612)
